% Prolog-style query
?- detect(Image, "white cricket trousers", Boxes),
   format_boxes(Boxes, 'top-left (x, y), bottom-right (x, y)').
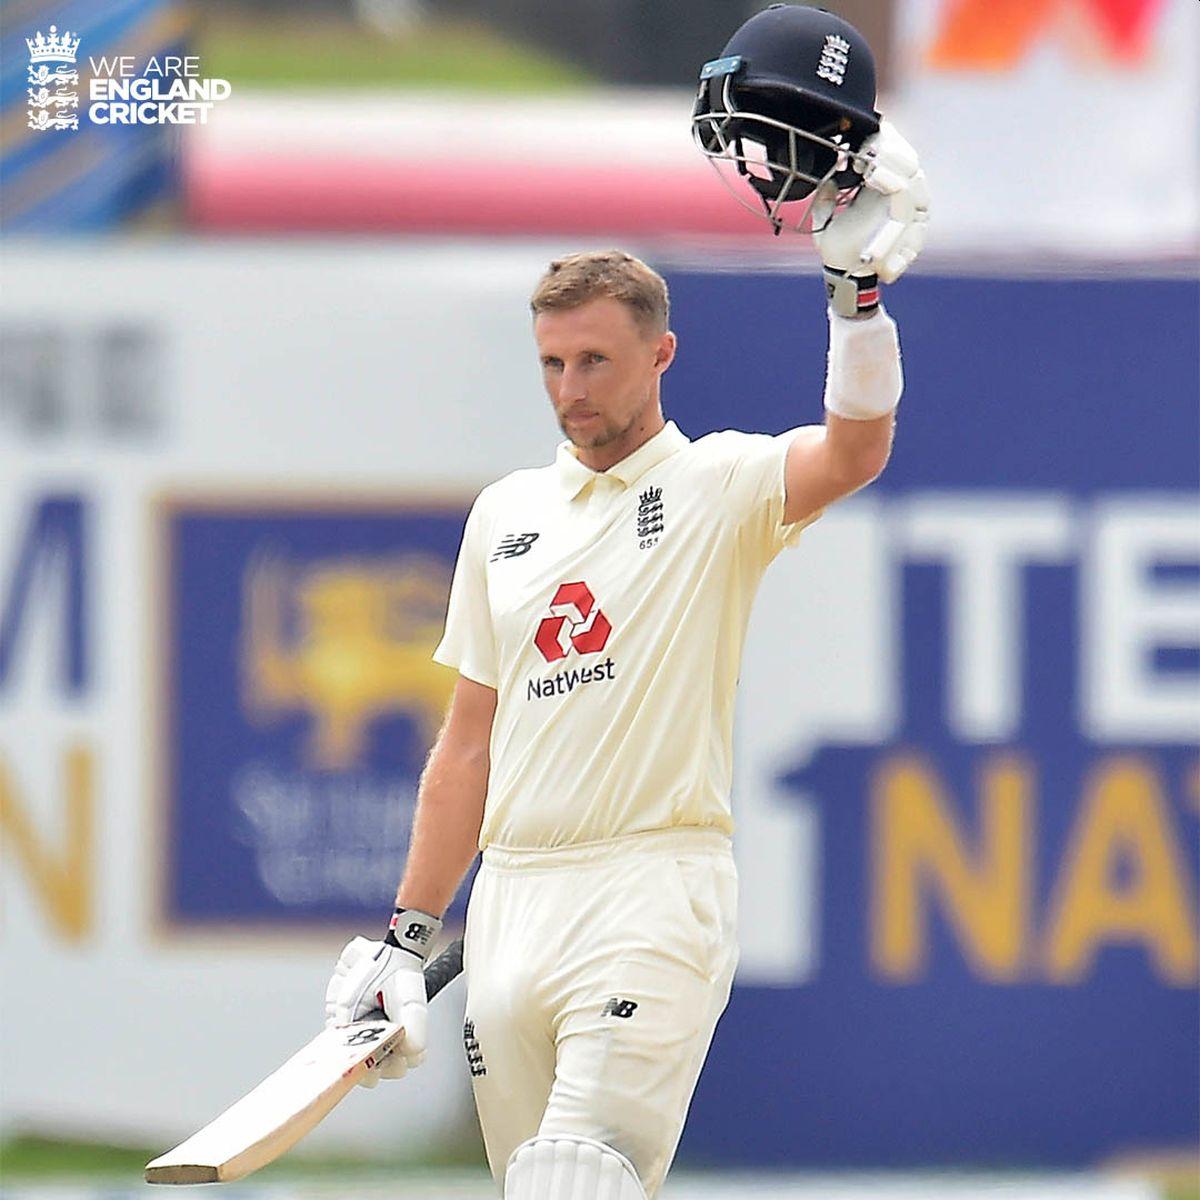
top-left (462, 827), bottom-right (738, 1198)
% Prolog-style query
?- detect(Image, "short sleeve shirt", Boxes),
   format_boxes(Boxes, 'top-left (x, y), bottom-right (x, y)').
top-left (433, 420), bottom-right (818, 850)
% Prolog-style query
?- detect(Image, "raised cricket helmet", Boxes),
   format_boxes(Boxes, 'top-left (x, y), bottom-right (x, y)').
top-left (692, 4), bottom-right (881, 232)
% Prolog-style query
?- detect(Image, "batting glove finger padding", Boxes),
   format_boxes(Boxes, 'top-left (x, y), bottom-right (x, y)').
top-left (323, 938), bottom-right (430, 1086)
top-left (813, 117), bottom-right (930, 290)
top-left (323, 935), bottom-right (378, 1026)
top-left (376, 964), bottom-right (428, 1070)
top-left (377, 1051), bottom-right (410, 1080)
top-left (860, 118), bottom-right (921, 195)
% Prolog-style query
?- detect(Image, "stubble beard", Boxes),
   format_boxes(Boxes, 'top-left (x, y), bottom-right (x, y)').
top-left (559, 393), bottom-right (650, 452)
top-left (566, 415), bottom-right (626, 450)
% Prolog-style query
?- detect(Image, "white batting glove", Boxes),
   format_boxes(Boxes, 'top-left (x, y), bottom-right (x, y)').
top-left (323, 908), bottom-right (442, 1088)
top-left (813, 118), bottom-right (930, 317)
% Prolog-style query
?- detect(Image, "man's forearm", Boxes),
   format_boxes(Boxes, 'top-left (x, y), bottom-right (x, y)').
top-left (782, 305), bottom-right (900, 523)
top-left (395, 736), bottom-right (488, 918)
top-left (823, 409), bottom-right (894, 484)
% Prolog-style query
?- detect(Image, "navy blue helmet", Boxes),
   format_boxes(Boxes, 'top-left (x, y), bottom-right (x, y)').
top-left (693, 4), bottom-right (881, 229)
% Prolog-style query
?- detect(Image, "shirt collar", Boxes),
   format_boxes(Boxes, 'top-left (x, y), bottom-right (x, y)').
top-left (554, 420), bottom-right (689, 501)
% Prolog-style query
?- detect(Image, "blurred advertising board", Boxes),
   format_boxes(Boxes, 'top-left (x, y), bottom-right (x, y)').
top-left (1, 1), bottom-right (201, 231)
top-left (183, 0), bottom-right (1197, 257)
top-left (1, 245), bottom-right (1195, 1163)
top-left (158, 498), bottom-right (468, 928)
top-left (665, 270), bottom-right (1199, 1166)
top-left (0, 243), bottom-right (550, 1147)
top-left (890, 0), bottom-right (1198, 258)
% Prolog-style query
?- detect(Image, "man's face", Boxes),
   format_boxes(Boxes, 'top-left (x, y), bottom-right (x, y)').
top-left (534, 297), bottom-right (675, 460)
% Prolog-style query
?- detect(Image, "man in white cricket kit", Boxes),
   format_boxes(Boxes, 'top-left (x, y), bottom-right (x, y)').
top-left (325, 9), bottom-right (929, 1197)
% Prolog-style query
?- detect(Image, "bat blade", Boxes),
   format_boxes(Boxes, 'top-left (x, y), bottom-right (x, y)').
top-left (144, 1017), bottom-right (403, 1184)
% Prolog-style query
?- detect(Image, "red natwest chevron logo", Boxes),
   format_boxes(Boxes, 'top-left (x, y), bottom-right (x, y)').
top-left (534, 581), bottom-right (612, 663)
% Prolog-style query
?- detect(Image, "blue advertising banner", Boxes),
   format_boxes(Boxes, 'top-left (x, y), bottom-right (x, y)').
top-left (662, 274), bottom-right (1199, 1166)
top-left (158, 498), bottom-right (469, 928)
top-left (1, 2), bottom-right (192, 231)
top-left (147, 273), bottom-right (1197, 1166)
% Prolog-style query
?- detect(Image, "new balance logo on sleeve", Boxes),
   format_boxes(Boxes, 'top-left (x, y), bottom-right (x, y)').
top-left (491, 532), bottom-right (540, 561)
top-left (601, 998), bottom-right (639, 1019)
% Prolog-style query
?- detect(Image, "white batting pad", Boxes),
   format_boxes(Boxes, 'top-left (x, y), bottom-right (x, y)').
top-left (504, 1135), bottom-right (648, 1200)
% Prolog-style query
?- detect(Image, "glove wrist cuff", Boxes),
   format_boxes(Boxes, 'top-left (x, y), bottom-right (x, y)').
top-left (823, 268), bottom-right (880, 319)
top-left (383, 907), bottom-right (442, 962)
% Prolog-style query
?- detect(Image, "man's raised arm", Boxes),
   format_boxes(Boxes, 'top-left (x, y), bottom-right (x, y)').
top-left (781, 309), bottom-right (900, 526)
top-left (782, 117), bottom-right (927, 527)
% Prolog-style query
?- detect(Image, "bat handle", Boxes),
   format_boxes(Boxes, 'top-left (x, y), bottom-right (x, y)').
top-left (424, 936), bottom-right (465, 1001)
top-left (358, 936), bottom-right (465, 1022)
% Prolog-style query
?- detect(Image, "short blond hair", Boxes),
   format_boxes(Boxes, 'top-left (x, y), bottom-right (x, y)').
top-left (530, 250), bottom-right (669, 336)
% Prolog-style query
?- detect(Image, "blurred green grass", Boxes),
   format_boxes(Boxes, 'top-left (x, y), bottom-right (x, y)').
top-left (198, 14), bottom-right (594, 91)
top-left (0, 1137), bottom-right (149, 1176)
top-left (0, 1134), bottom-right (485, 1181)
top-left (2, 1136), bottom-right (1195, 1198)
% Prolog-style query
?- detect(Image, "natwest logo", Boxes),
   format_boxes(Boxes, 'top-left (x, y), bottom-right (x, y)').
top-left (534, 581), bottom-right (612, 663)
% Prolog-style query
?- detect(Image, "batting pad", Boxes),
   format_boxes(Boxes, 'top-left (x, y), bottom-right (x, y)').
top-left (504, 1135), bottom-right (648, 1200)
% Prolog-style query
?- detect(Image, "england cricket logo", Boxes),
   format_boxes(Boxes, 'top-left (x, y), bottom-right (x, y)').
top-left (816, 33), bottom-right (850, 86)
top-left (26, 25), bottom-right (80, 132)
top-left (636, 486), bottom-right (664, 550)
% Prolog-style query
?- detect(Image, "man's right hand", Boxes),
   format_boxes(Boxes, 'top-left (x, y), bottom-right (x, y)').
top-left (323, 908), bottom-right (442, 1087)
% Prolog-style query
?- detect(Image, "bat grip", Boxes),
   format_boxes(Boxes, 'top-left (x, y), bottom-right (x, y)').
top-left (359, 937), bottom-right (465, 1021)
top-left (423, 937), bottom-right (465, 1001)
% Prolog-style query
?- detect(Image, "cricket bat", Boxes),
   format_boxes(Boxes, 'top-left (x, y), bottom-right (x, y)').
top-left (145, 937), bottom-right (464, 1184)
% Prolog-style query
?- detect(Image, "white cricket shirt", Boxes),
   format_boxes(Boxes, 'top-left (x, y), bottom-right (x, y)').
top-left (433, 420), bottom-right (816, 851)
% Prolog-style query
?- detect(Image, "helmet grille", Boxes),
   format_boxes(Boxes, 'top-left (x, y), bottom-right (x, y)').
top-left (692, 70), bottom-right (869, 233)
